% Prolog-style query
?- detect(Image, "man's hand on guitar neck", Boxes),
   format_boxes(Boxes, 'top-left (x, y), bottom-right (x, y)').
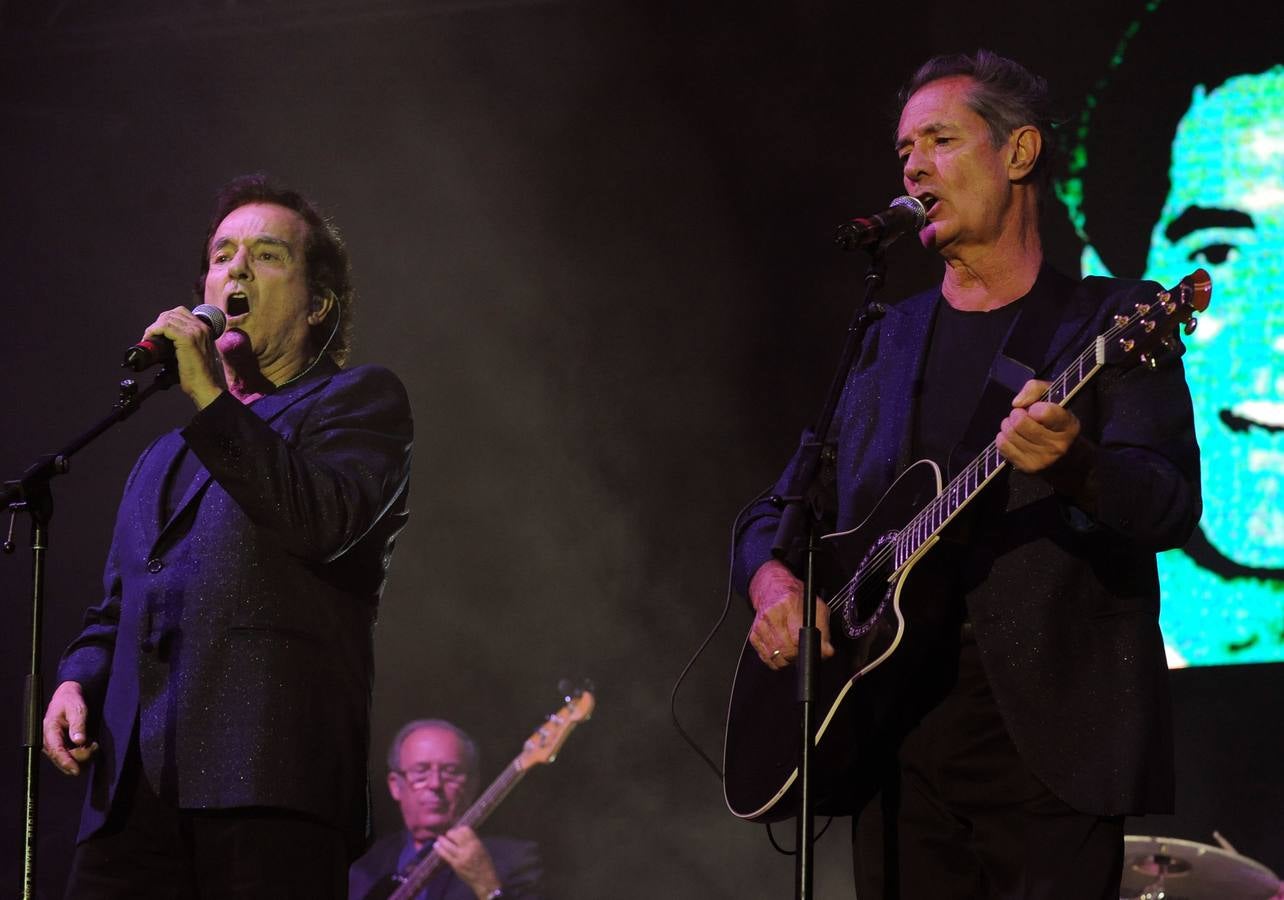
top-left (997, 379), bottom-right (1082, 474)
top-left (997, 379), bottom-right (1102, 514)
top-left (433, 825), bottom-right (503, 900)
top-left (748, 559), bottom-right (836, 670)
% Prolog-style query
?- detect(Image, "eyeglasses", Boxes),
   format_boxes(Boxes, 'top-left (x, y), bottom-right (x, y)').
top-left (392, 763), bottom-right (469, 789)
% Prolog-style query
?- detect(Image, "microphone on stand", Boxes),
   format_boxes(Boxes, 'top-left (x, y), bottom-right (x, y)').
top-left (834, 195), bottom-right (927, 251)
top-left (122, 304), bottom-right (227, 372)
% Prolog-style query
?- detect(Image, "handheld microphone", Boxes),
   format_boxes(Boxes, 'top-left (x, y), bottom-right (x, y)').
top-left (834, 195), bottom-right (927, 251)
top-left (122, 304), bottom-right (228, 372)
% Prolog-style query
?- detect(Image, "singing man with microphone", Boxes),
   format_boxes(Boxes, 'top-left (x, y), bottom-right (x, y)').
top-left (41, 174), bottom-right (413, 898)
top-left (733, 51), bottom-right (1200, 897)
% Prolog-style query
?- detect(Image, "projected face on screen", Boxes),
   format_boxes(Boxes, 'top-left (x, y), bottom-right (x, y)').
top-left (1083, 66), bottom-right (1284, 665)
top-left (1146, 69), bottom-right (1284, 564)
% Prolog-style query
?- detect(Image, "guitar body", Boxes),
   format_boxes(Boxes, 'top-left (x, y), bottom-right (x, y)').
top-left (722, 459), bottom-right (943, 822)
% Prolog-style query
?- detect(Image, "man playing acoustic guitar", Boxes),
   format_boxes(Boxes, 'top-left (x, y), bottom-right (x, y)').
top-left (731, 51), bottom-right (1201, 899)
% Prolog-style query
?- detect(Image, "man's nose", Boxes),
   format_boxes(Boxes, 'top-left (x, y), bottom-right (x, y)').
top-left (228, 247), bottom-right (253, 281)
top-left (903, 148), bottom-right (928, 182)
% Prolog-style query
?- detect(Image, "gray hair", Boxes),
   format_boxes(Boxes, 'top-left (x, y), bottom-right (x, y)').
top-left (386, 719), bottom-right (481, 776)
top-left (898, 49), bottom-right (1057, 188)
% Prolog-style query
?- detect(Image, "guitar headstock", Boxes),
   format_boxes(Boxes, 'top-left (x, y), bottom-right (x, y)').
top-left (516, 680), bottom-right (595, 769)
top-left (1103, 268), bottom-right (1212, 368)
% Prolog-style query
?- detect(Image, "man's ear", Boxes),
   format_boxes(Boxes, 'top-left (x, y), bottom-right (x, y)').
top-left (387, 771), bottom-right (402, 802)
top-left (308, 289), bottom-right (336, 326)
top-left (1008, 125), bottom-right (1042, 182)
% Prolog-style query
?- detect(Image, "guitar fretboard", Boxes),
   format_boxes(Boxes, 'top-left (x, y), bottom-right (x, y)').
top-left (890, 327), bottom-right (1119, 571)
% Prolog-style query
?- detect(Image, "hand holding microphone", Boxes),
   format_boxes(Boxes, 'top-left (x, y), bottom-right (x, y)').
top-left (124, 304), bottom-right (229, 409)
top-left (122, 304), bottom-right (227, 372)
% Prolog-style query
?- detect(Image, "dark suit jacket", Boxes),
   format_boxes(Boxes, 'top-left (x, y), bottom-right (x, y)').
top-left (58, 359), bottom-right (413, 849)
top-left (733, 269), bottom-right (1201, 816)
top-left (348, 830), bottom-right (544, 900)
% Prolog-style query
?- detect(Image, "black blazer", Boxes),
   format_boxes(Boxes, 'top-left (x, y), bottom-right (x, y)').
top-left (734, 270), bottom-right (1201, 816)
top-left (58, 359), bottom-right (413, 849)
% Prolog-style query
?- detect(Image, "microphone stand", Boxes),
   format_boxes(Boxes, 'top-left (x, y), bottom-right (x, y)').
top-left (3, 365), bottom-right (178, 900)
top-left (770, 244), bottom-right (888, 900)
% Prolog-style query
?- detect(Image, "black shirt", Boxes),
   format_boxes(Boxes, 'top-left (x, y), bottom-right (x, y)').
top-left (912, 295), bottom-right (1025, 479)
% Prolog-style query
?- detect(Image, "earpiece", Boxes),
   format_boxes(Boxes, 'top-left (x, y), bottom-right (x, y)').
top-left (280, 294), bottom-right (344, 388)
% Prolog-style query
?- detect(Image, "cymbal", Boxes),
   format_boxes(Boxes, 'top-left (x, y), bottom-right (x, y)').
top-left (1121, 835), bottom-right (1281, 900)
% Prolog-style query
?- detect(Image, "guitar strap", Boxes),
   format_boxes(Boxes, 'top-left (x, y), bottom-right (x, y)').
top-left (947, 266), bottom-right (1073, 477)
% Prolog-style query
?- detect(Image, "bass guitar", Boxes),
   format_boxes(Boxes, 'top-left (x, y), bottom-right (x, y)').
top-left (722, 270), bottom-right (1211, 822)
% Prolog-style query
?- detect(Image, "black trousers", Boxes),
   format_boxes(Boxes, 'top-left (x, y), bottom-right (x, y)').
top-left (852, 626), bottom-right (1124, 900)
top-left (65, 738), bottom-right (349, 899)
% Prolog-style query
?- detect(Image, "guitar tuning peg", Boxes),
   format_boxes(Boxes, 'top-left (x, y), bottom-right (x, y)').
top-left (1141, 354), bottom-right (1158, 370)
top-left (1184, 318), bottom-right (1198, 335)
top-left (1142, 319), bottom-right (1157, 333)
top-left (1119, 337), bottom-right (1135, 353)
top-left (1113, 314), bottom-right (1129, 327)
top-left (1134, 302), bottom-right (1152, 315)
top-left (558, 677), bottom-right (596, 701)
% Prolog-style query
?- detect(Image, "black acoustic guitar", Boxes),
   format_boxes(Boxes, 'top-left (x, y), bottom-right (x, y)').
top-left (722, 270), bottom-right (1212, 822)
top-left (363, 684), bottom-right (594, 900)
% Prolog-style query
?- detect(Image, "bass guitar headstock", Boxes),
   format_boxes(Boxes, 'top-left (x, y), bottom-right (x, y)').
top-left (516, 679), bottom-right (595, 770)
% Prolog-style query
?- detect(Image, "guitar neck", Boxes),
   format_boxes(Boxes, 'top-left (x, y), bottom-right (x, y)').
top-left (390, 757), bottom-right (528, 899)
top-left (893, 333), bottom-right (1107, 571)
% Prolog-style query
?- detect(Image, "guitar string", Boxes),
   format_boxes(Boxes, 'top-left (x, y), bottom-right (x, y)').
top-left (821, 297), bottom-right (1169, 622)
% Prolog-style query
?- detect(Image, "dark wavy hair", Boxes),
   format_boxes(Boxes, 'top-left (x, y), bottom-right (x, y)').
top-left (897, 49), bottom-right (1058, 191)
top-left (195, 174), bottom-right (354, 367)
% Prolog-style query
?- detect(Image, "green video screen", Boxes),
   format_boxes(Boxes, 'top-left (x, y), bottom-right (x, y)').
top-left (1061, 1), bottom-right (1283, 666)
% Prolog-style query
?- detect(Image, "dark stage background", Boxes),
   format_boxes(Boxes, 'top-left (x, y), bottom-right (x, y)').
top-left (1, 1), bottom-right (1280, 896)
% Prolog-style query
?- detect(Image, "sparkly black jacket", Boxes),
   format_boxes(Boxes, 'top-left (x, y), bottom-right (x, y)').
top-left (59, 359), bottom-right (413, 849)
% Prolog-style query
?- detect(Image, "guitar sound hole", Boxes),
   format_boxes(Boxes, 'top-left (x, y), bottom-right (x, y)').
top-left (842, 531), bottom-right (896, 640)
